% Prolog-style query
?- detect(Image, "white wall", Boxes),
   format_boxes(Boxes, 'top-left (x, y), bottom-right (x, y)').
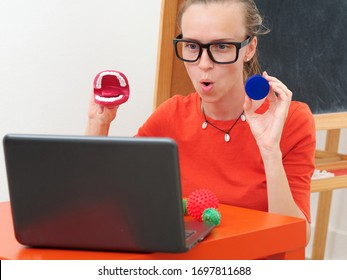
top-left (0, 0), bottom-right (346, 259)
top-left (0, 0), bottom-right (161, 196)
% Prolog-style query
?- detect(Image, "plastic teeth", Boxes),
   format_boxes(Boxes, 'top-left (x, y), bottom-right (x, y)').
top-left (95, 95), bottom-right (124, 102)
top-left (95, 71), bottom-right (127, 89)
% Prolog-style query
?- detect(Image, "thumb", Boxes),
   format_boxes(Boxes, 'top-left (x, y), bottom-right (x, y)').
top-left (243, 95), bottom-right (252, 113)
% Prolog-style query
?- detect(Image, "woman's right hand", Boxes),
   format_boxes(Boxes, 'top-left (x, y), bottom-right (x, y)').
top-left (85, 93), bottom-right (118, 136)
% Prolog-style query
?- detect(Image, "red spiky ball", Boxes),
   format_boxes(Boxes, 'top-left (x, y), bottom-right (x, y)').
top-left (187, 189), bottom-right (219, 221)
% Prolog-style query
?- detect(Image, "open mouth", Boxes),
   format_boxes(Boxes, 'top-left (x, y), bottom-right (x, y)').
top-left (200, 79), bottom-right (213, 86)
top-left (200, 80), bottom-right (214, 91)
top-left (93, 70), bottom-right (130, 107)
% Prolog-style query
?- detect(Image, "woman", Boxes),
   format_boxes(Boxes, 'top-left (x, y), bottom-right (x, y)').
top-left (86, 0), bottom-right (316, 243)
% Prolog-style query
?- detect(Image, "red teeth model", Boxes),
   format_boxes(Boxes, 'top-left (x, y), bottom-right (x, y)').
top-left (93, 70), bottom-right (130, 107)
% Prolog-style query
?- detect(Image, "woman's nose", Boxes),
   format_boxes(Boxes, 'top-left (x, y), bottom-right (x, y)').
top-left (198, 49), bottom-right (214, 70)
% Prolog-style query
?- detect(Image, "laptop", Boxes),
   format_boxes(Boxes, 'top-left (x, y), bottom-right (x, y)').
top-left (3, 134), bottom-right (215, 253)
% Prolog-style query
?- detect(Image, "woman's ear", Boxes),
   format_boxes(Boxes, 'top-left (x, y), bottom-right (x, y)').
top-left (244, 36), bottom-right (257, 62)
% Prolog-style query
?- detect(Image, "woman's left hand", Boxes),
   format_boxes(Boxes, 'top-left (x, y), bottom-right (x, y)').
top-left (243, 71), bottom-right (292, 158)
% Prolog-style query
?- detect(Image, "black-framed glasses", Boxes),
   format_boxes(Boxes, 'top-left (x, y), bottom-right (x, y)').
top-left (173, 34), bottom-right (252, 64)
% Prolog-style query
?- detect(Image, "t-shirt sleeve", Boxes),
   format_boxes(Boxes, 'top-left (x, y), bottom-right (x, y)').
top-left (281, 102), bottom-right (316, 223)
top-left (135, 96), bottom-right (177, 137)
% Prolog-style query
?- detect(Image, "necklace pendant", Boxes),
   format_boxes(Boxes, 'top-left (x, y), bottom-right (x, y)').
top-left (224, 133), bottom-right (230, 142)
top-left (202, 122), bottom-right (208, 129)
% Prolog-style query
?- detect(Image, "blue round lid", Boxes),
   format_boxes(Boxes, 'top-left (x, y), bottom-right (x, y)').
top-left (245, 75), bottom-right (270, 100)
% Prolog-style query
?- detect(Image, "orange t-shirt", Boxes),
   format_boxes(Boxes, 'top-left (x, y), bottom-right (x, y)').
top-left (137, 93), bottom-right (316, 222)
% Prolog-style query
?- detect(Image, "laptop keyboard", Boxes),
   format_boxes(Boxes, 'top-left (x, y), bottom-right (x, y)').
top-left (185, 230), bottom-right (196, 239)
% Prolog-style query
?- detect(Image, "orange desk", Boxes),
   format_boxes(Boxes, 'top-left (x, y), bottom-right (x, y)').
top-left (0, 201), bottom-right (306, 260)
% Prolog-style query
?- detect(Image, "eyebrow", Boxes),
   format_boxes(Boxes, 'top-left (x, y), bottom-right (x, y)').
top-left (181, 36), bottom-right (240, 43)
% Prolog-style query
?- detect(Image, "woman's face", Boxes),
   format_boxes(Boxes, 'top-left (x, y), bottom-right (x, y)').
top-left (181, 2), bottom-right (256, 104)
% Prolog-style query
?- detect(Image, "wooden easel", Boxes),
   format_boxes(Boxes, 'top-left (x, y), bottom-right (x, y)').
top-left (154, 0), bottom-right (193, 109)
top-left (310, 113), bottom-right (347, 259)
top-left (154, 0), bottom-right (347, 259)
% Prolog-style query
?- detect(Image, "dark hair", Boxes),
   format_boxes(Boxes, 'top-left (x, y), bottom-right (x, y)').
top-left (177, 0), bottom-right (270, 81)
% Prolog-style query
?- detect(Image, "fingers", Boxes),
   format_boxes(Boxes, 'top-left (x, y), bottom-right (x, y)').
top-left (243, 71), bottom-right (293, 118)
top-left (87, 91), bottom-right (118, 125)
top-left (243, 94), bottom-right (268, 116)
top-left (262, 71), bottom-right (292, 102)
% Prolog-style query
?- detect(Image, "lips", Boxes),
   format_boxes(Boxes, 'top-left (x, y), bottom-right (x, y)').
top-left (93, 70), bottom-right (130, 107)
top-left (200, 79), bottom-right (214, 92)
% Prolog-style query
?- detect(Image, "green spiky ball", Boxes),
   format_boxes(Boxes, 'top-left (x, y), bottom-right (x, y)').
top-left (182, 198), bottom-right (188, 215)
top-left (202, 208), bottom-right (221, 226)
